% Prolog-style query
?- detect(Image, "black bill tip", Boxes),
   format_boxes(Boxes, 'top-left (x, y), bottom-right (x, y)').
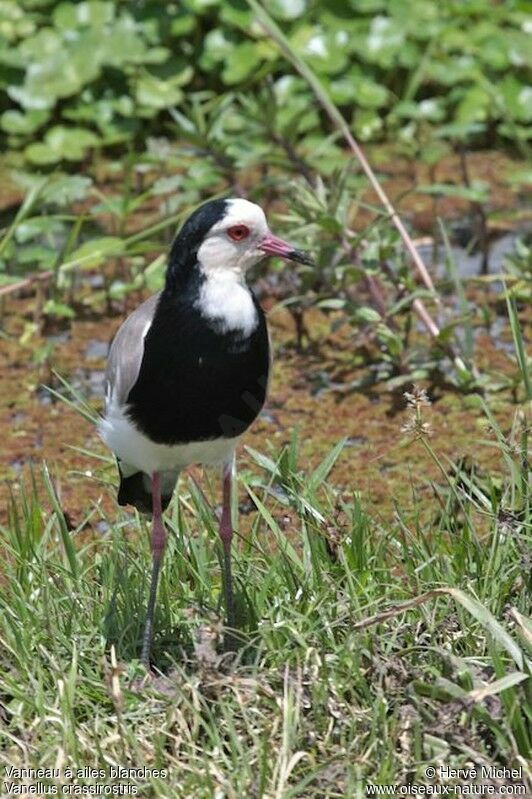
top-left (287, 248), bottom-right (315, 266)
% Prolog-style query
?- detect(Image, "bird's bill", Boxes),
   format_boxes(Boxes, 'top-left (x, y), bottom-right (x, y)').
top-left (259, 232), bottom-right (314, 266)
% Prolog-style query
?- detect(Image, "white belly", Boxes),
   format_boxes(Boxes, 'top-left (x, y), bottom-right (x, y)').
top-left (98, 397), bottom-right (239, 476)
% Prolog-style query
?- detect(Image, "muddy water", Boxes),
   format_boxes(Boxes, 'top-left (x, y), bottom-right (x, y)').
top-left (415, 231), bottom-right (528, 281)
top-left (1, 147), bottom-right (530, 536)
top-left (1, 289), bottom-right (527, 541)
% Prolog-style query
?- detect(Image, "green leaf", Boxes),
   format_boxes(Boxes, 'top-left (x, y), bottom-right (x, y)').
top-left (200, 28), bottom-right (235, 68)
top-left (393, 98), bottom-right (445, 122)
top-left (220, 0), bottom-right (253, 27)
top-left (243, 484), bottom-right (303, 570)
top-left (184, 0), bottom-right (219, 10)
top-left (222, 42), bottom-right (262, 84)
top-left (316, 298), bottom-right (346, 310)
top-left (15, 217), bottom-right (66, 243)
top-left (12, 30), bottom-right (102, 108)
top-left (170, 14), bottom-right (196, 36)
top-left (17, 245), bottom-right (56, 268)
top-left (291, 26), bottom-right (349, 75)
top-left (144, 254), bottom-right (167, 292)
top-left (418, 182), bottom-right (490, 203)
top-left (41, 175), bottom-right (93, 206)
top-left (354, 109), bottom-right (383, 141)
top-left (467, 672), bottom-right (529, 703)
top-left (309, 439), bottom-right (346, 491)
top-left (377, 323), bottom-right (403, 356)
top-left (445, 587), bottom-right (524, 670)
top-left (0, 1), bottom-right (36, 41)
top-left (42, 463), bottom-right (78, 579)
top-left (500, 76), bottom-right (532, 123)
top-left (363, 15), bottom-right (405, 67)
top-left (151, 175), bottom-right (184, 195)
top-left (53, 1), bottom-right (115, 30)
top-left (135, 73), bottom-right (189, 109)
top-left (43, 299), bottom-right (76, 319)
top-left (354, 306), bottom-right (382, 324)
top-left (64, 236), bottom-right (124, 270)
top-left (23, 143), bottom-right (58, 165)
top-left (505, 288), bottom-right (532, 400)
top-left (25, 126), bottom-right (99, 164)
top-left (0, 109), bottom-right (50, 135)
top-left (456, 85), bottom-right (491, 123)
top-left (244, 446), bottom-right (279, 475)
top-left (269, 0), bottom-right (306, 20)
top-left (352, 77), bottom-right (389, 109)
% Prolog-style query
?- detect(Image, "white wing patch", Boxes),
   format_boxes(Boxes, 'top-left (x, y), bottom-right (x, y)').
top-left (99, 395), bottom-right (240, 476)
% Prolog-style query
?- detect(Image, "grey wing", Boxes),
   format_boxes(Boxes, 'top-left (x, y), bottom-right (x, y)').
top-left (105, 292), bottom-right (161, 409)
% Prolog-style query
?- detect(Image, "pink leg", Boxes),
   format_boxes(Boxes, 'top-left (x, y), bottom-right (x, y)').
top-left (220, 462), bottom-right (237, 650)
top-left (140, 471), bottom-right (167, 667)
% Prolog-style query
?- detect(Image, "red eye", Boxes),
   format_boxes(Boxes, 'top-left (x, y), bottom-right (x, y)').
top-left (228, 225), bottom-right (250, 241)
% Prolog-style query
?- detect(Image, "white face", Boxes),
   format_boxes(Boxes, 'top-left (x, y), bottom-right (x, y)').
top-left (196, 198), bottom-right (270, 275)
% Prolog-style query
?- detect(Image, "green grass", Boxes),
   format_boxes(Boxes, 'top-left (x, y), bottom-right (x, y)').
top-left (1, 398), bottom-right (530, 797)
top-left (1, 3), bottom-right (530, 792)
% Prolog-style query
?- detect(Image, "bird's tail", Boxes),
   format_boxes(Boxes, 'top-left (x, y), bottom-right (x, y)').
top-left (117, 469), bottom-right (174, 515)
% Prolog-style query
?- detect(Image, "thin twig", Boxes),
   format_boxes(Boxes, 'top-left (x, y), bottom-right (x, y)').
top-left (247, 0), bottom-right (439, 301)
top-left (0, 270), bottom-right (54, 298)
top-left (247, 1), bottom-right (471, 374)
top-left (350, 590), bottom-right (442, 630)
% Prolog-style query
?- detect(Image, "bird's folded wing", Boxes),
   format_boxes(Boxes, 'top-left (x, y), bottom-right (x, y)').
top-left (105, 291), bottom-right (161, 409)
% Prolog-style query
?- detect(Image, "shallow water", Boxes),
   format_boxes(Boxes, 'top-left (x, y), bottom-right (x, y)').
top-left (85, 339), bottom-right (109, 360)
top-left (417, 231), bottom-right (525, 282)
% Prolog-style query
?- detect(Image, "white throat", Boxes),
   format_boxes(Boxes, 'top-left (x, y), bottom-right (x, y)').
top-left (192, 198), bottom-right (267, 336)
top-left (196, 269), bottom-right (258, 336)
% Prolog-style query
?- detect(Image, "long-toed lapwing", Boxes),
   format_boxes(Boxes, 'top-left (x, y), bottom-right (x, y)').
top-left (99, 197), bottom-right (313, 665)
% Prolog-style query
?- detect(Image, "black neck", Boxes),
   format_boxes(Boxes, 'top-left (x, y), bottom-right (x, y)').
top-left (165, 236), bottom-right (200, 293)
top-left (164, 199), bottom-right (229, 293)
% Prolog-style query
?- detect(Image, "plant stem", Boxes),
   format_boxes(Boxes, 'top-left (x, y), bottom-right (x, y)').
top-left (247, 0), bottom-right (439, 300)
top-left (246, 0), bottom-right (474, 377)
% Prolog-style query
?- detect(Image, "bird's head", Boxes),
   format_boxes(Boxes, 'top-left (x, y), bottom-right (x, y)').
top-left (172, 197), bottom-right (313, 279)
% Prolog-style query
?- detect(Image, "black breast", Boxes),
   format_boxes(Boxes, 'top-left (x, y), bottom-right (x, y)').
top-left (126, 288), bottom-right (270, 445)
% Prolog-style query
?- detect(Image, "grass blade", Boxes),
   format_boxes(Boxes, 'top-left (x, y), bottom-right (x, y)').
top-left (505, 288), bottom-right (532, 400)
top-left (246, 0), bottom-right (437, 298)
top-left (308, 438), bottom-right (346, 491)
